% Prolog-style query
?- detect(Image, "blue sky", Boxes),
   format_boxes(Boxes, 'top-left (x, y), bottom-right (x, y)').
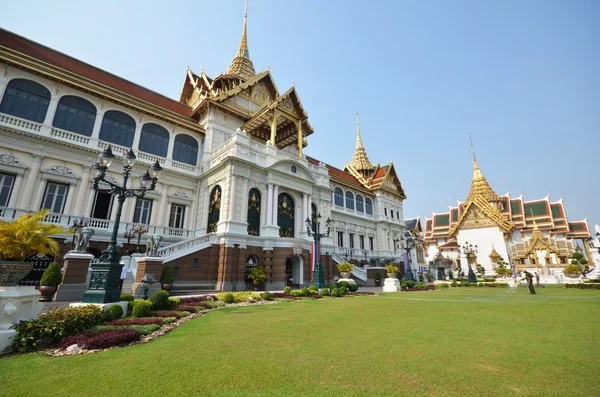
top-left (2, 0), bottom-right (599, 229)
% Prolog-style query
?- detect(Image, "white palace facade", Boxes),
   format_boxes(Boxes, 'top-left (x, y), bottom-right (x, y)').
top-left (0, 11), bottom-right (409, 291)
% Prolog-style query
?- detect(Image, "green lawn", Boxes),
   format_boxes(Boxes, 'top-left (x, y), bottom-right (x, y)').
top-left (1, 286), bottom-right (599, 397)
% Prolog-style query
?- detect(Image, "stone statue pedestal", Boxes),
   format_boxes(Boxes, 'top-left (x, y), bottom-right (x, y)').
top-left (131, 257), bottom-right (164, 298)
top-left (0, 286), bottom-right (43, 355)
top-left (55, 252), bottom-right (94, 302)
top-left (382, 277), bottom-right (400, 292)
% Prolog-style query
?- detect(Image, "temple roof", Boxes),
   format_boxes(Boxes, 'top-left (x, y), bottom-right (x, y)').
top-left (349, 113), bottom-right (373, 171)
top-left (225, 1), bottom-right (256, 81)
top-left (466, 138), bottom-right (502, 204)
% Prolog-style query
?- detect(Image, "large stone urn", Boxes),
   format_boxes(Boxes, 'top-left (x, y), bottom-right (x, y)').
top-left (341, 272), bottom-right (352, 279)
top-left (0, 261), bottom-right (33, 286)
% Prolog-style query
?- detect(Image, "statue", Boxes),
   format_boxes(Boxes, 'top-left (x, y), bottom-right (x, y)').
top-left (74, 227), bottom-right (95, 253)
top-left (146, 234), bottom-right (163, 257)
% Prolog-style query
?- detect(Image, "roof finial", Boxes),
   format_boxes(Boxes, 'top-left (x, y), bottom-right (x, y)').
top-left (349, 112), bottom-right (373, 172)
top-left (470, 133), bottom-right (482, 179)
top-left (356, 112), bottom-right (362, 147)
top-left (239, 0), bottom-right (249, 57)
top-left (226, 0), bottom-right (255, 80)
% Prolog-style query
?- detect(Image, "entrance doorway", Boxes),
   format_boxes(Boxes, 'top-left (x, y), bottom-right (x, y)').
top-left (91, 191), bottom-right (113, 219)
top-left (437, 267), bottom-right (446, 280)
top-left (284, 255), bottom-right (304, 288)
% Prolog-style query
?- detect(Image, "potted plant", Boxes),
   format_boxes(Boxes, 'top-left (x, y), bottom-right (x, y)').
top-left (38, 262), bottom-right (62, 302)
top-left (385, 264), bottom-right (400, 278)
top-left (0, 210), bottom-right (70, 286)
top-left (374, 271), bottom-right (382, 287)
top-left (248, 267), bottom-right (267, 291)
top-left (337, 262), bottom-right (354, 279)
top-left (160, 264), bottom-right (175, 292)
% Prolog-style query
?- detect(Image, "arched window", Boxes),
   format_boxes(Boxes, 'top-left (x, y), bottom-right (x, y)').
top-left (206, 185), bottom-right (221, 233)
top-left (365, 198), bottom-right (373, 215)
top-left (345, 191), bottom-right (354, 210)
top-left (0, 79), bottom-right (50, 123)
top-left (99, 110), bottom-right (135, 147)
top-left (139, 123), bottom-right (169, 157)
top-left (311, 203), bottom-right (318, 234)
top-left (52, 95), bottom-right (96, 136)
top-left (277, 193), bottom-right (295, 237)
top-left (333, 187), bottom-right (344, 207)
top-left (173, 134), bottom-right (198, 166)
top-left (356, 195), bottom-right (364, 213)
top-left (247, 188), bottom-right (261, 236)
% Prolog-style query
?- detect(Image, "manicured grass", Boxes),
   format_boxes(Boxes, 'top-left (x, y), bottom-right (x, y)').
top-left (1, 286), bottom-right (599, 397)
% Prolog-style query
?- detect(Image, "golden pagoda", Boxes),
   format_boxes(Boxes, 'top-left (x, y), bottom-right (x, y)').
top-left (489, 244), bottom-right (501, 264)
top-left (225, 0), bottom-right (256, 81)
top-left (349, 113), bottom-right (373, 175)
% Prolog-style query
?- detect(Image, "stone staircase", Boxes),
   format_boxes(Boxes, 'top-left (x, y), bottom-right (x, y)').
top-left (331, 252), bottom-right (367, 282)
top-left (157, 234), bottom-right (217, 263)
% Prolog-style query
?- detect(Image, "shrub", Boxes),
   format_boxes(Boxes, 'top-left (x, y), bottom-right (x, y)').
top-left (150, 311), bottom-right (186, 318)
top-left (302, 287), bottom-right (310, 297)
top-left (338, 281), bottom-right (351, 289)
top-left (283, 286), bottom-right (292, 294)
top-left (308, 284), bottom-right (319, 292)
top-left (289, 289), bottom-right (305, 297)
top-left (400, 281), bottom-right (408, 289)
top-left (450, 281), bottom-right (458, 287)
top-left (321, 288), bottom-right (330, 296)
top-left (330, 287), bottom-right (339, 297)
top-left (478, 283), bottom-right (484, 287)
top-left (105, 318), bottom-right (164, 326)
top-left (374, 271), bottom-right (382, 281)
top-left (105, 304), bottom-right (124, 321)
top-left (248, 267), bottom-right (267, 283)
top-left (385, 264), bottom-right (400, 274)
top-left (339, 287), bottom-right (347, 296)
top-left (132, 300), bottom-right (153, 318)
top-left (349, 283), bottom-right (358, 292)
top-left (149, 290), bottom-right (170, 310)
top-left (120, 294), bottom-right (134, 302)
top-left (221, 293), bottom-right (235, 304)
top-left (201, 301), bottom-right (225, 309)
top-left (572, 252), bottom-right (584, 261)
top-left (563, 264), bottom-right (582, 277)
top-left (40, 262), bottom-right (62, 287)
top-left (337, 262), bottom-right (354, 272)
top-left (13, 305), bottom-right (105, 351)
top-left (160, 264), bottom-right (175, 284)
top-left (438, 283), bottom-right (449, 289)
top-left (262, 291), bottom-right (273, 301)
top-left (406, 280), bottom-right (416, 288)
top-left (579, 258), bottom-right (588, 265)
top-left (173, 306), bottom-right (198, 313)
top-left (424, 271), bottom-right (435, 283)
top-left (58, 329), bottom-right (141, 350)
top-left (416, 282), bottom-right (427, 289)
top-left (167, 297), bottom-right (181, 307)
top-left (215, 291), bottom-right (262, 303)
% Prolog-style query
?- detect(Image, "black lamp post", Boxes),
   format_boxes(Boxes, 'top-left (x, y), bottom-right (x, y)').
top-left (305, 213), bottom-right (332, 288)
top-left (400, 231), bottom-right (415, 281)
top-left (82, 146), bottom-right (162, 303)
top-left (460, 241), bottom-right (478, 284)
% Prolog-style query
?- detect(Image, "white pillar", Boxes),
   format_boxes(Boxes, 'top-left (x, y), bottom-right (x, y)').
top-left (19, 154), bottom-right (42, 209)
top-left (72, 166), bottom-right (91, 216)
top-left (132, 119), bottom-right (143, 150)
top-left (7, 172), bottom-right (24, 207)
top-left (167, 134), bottom-right (175, 161)
top-left (90, 109), bottom-right (105, 141)
top-left (188, 189), bottom-right (197, 230)
top-left (266, 184), bottom-right (273, 225)
top-left (308, 194), bottom-right (313, 215)
top-left (228, 176), bottom-right (237, 221)
top-left (302, 193), bottom-right (308, 230)
top-left (241, 178), bottom-right (249, 223)
top-left (43, 93), bottom-right (60, 126)
top-left (33, 177), bottom-right (47, 210)
top-left (159, 183), bottom-right (169, 226)
top-left (272, 185), bottom-right (279, 226)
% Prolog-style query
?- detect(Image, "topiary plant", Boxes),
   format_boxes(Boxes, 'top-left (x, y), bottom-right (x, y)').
top-left (302, 287), bottom-right (310, 297)
top-left (339, 287), bottom-right (347, 296)
top-left (105, 304), bottom-right (124, 321)
top-left (149, 290), bottom-right (170, 310)
top-left (330, 287), bottom-right (339, 297)
top-left (132, 300), bottom-right (152, 317)
top-left (337, 262), bottom-right (354, 273)
top-left (321, 288), bottom-right (330, 296)
top-left (374, 271), bottom-right (381, 281)
top-left (262, 291), bottom-right (272, 301)
top-left (40, 262), bottom-right (62, 287)
top-left (308, 284), bottom-right (318, 292)
top-left (222, 293), bottom-right (235, 304)
top-left (120, 294), bottom-right (134, 302)
top-left (283, 286), bottom-right (292, 294)
top-left (349, 283), bottom-right (358, 292)
top-left (160, 264), bottom-right (175, 285)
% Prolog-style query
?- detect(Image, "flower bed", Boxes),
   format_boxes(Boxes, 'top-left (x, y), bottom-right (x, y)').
top-left (105, 318), bottom-right (164, 326)
top-left (94, 324), bottom-right (161, 335)
top-left (172, 305), bottom-right (198, 313)
top-left (58, 329), bottom-right (141, 350)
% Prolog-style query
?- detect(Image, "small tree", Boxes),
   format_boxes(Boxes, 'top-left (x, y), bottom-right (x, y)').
top-left (40, 262), bottom-right (62, 287)
top-left (476, 264), bottom-right (485, 278)
top-left (161, 264), bottom-right (175, 285)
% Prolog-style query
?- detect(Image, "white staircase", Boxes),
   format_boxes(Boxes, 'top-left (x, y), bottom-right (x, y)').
top-left (331, 252), bottom-right (367, 281)
top-left (157, 234), bottom-right (217, 263)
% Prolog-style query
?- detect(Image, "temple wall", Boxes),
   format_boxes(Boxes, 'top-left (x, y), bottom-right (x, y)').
top-left (457, 226), bottom-right (509, 273)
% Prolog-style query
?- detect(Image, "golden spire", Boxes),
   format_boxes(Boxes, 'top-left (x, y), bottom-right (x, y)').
top-left (466, 134), bottom-right (501, 204)
top-left (226, 0), bottom-right (256, 80)
top-left (489, 243), bottom-right (501, 263)
top-left (350, 113), bottom-right (373, 172)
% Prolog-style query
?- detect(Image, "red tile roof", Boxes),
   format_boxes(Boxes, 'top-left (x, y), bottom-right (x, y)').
top-left (306, 155), bottom-right (364, 188)
top-left (0, 29), bottom-right (193, 118)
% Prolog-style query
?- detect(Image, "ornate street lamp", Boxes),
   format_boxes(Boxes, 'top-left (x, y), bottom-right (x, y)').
top-left (399, 231), bottom-right (415, 281)
top-left (305, 213), bottom-right (332, 288)
top-left (460, 241), bottom-right (478, 284)
top-left (82, 146), bottom-right (162, 303)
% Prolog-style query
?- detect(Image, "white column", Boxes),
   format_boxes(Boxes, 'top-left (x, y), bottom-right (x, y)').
top-left (43, 94), bottom-right (60, 126)
top-left (132, 119), bottom-right (143, 150)
top-left (110, 195), bottom-right (120, 220)
top-left (228, 176), bottom-right (237, 221)
top-left (7, 172), bottom-right (24, 207)
top-left (188, 189), bottom-right (197, 230)
top-left (0, 73), bottom-right (10, 100)
top-left (272, 185), bottom-right (279, 226)
top-left (19, 154), bottom-right (43, 209)
top-left (241, 178), bottom-right (249, 223)
top-left (159, 183), bottom-right (169, 226)
top-left (90, 109), bottom-right (105, 142)
top-left (167, 134), bottom-right (175, 161)
top-left (72, 166), bottom-right (91, 216)
top-left (308, 194), bottom-right (313, 214)
top-left (266, 184), bottom-right (273, 225)
top-left (63, 182), bottom-right (77, 214)
top-left (33, 177), bottom-right (47, 210)
top-left (302, 193), bottom-right (308, 229)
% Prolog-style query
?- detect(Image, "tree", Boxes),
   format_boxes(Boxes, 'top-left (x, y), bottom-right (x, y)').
top-left (476, 264), bottom-right (485, 278)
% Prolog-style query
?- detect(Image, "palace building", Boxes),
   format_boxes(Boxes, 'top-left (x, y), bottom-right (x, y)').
top-left (0, 7), bottom-right (410, 292)
top-left (424, 144), bottom-right (592, 278)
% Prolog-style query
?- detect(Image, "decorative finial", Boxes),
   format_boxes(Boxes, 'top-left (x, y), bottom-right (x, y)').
top-left (356, 112), bottom-right (362, 146)
top-left (470, 133), bottom-right (482, 179)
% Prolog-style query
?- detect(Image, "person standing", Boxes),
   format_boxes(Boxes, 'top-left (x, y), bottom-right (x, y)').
top-left (522, 271), bottom-right (536, 295)
top-left (534, 272), bottom-right (545, 288)
top-left (119, 259), bottom-right (127, 292)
